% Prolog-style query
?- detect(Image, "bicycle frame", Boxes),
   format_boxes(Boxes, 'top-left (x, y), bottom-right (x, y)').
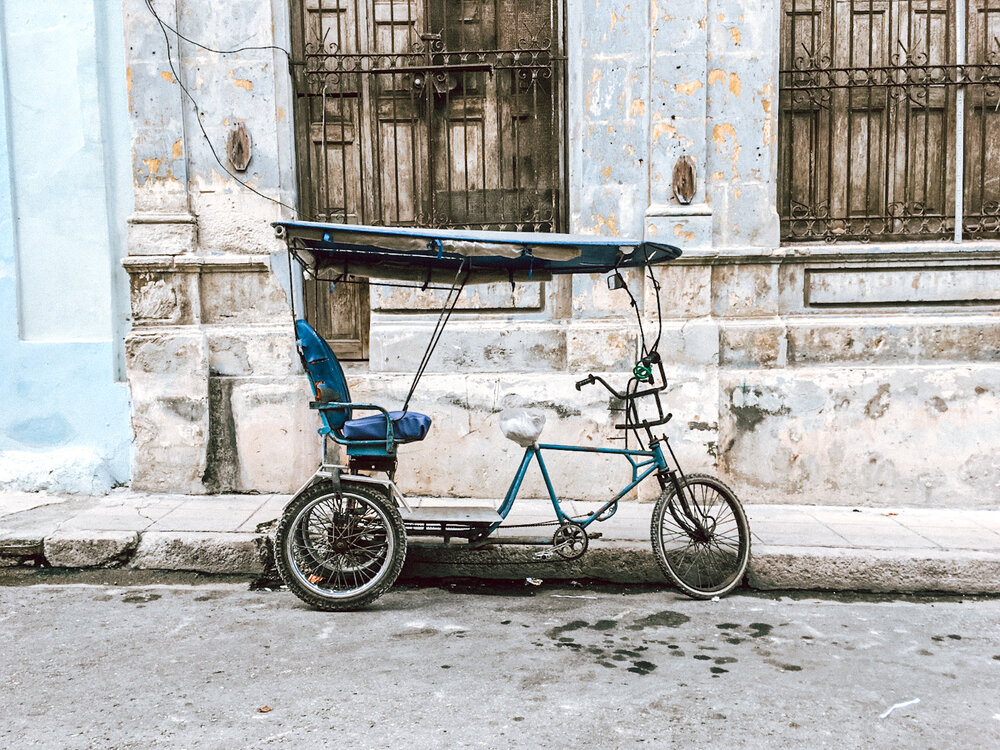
top-left (484, 441), bottom-right (670, 537)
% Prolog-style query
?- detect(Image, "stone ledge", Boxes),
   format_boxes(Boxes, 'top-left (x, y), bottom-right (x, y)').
top-left (43, 530), bottom-right (139, 568)
top-left (129, 531), bottom-right (263, 575)
top-left (748, 545), bottom-right (1000, 594)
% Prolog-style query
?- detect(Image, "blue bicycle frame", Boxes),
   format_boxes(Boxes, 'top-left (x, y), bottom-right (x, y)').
top-left (485, 441), bottom-right (669, 536)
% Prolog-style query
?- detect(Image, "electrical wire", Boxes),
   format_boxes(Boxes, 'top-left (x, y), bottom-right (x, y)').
top-left (144, 0), bottom-right (299, 216)
top-left (144, 0), bottom-right (291, 60)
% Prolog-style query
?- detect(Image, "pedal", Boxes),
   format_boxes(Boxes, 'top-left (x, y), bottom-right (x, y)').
top-left (534, 548), bottom-right (557, 560)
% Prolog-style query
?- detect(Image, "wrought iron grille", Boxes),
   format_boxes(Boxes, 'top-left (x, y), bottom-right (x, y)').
top-left (779, 0), bottom-right (1000, 242)
top-left (290, 0), bottom-right (568, 233)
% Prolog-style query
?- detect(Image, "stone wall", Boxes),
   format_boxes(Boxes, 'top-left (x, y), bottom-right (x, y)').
top-left (121, 0), bottom-right (1000, 506)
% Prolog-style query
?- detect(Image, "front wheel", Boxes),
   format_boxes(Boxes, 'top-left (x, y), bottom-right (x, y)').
top-left (275, 480), bottom-right (406, 611)
top-left (650, 473), bottom-right (750, 599)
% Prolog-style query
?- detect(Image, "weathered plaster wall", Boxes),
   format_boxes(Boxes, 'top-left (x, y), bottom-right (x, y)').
top-left (0, 0), bottom-right (133, 493)
top-left (121, 0), bottom-right (1000, 508)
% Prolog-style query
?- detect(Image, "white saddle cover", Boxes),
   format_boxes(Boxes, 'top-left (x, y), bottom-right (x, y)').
top-left (499, 408), bottom-right (546, 447)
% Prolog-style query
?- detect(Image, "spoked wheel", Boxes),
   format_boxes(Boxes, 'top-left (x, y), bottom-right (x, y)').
top-left (650, 473), bottom-right (750, 599)
top-left (275, 481), bottom-right (406, 611)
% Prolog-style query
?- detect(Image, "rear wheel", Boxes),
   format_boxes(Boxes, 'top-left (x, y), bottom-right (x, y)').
top-left (275, 481), bottom-right (406, 611)
top-left (650, 473), bottom-right (750, 599)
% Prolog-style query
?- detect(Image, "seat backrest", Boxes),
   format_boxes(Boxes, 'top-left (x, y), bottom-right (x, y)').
top-left (295, 319), bottom-right (351, 430)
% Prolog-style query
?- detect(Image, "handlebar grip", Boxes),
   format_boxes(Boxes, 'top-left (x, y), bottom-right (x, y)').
top-left (575, 375), bottom-right (595, 391)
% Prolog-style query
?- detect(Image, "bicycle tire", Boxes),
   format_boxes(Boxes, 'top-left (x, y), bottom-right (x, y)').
top-left (650, 473), bottom-right (750, 599)
top-left (275, 480), bottom-right (406, 611)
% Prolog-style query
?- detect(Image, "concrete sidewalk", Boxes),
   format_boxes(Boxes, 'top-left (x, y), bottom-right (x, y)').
top-left (1, 489), bottom-right (999, 594)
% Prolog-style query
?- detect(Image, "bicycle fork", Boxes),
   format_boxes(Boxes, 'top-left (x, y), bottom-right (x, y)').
top-left (653, 439), bottom-right (713, 541)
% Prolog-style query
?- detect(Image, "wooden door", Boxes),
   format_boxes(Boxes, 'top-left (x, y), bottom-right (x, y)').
top-left (292, 0), bottom-right (566, 356)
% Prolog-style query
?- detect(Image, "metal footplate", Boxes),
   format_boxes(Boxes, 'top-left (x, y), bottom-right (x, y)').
top-left (401, 505), bottom-right (503, 540)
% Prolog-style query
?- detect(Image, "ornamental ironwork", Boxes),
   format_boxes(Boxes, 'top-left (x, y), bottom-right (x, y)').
top-left (779, 0), bottom-right (1000, 242)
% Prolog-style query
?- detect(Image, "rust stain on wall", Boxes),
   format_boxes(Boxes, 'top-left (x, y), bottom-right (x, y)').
top-left (172, 139), bottom-right (183, 160)
top-left (631, 98), bottom-right (645, 116)
top-left (234, 78), bottom-right (253, 91)
top-left (729, 27), bottom-right (742, 46)
top-left (708, 69), bottom-right (725, 87)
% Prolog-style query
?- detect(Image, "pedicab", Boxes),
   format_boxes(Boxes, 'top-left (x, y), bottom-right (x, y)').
top-left (271, 220), bottom-right (751, 610)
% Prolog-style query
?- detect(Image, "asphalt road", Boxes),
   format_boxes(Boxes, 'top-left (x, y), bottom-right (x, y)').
top-left (1, 576), bottom-right (998, 748)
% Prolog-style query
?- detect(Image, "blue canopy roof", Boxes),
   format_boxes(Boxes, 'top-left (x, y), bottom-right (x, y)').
top-left (274, 220), bottom-right (682, 285)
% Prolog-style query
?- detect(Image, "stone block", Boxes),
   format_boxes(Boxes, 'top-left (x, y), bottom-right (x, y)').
top-left (644, 263), bottom-right (712, 318)
top-left (369, 322), bottom-right (568, 373)
top-left (372, 282), bottom-right (543, 312)
top-left (748, 546), bottom-right (1000, 594)
top-left (711, 263), bottom-right (779, 316)
top-left (915, 320), bottom-right (1000, 362)
top-left (200, 268), bottom-right (290, 324)
top-left (126, 331), bottom-right (210, 493)
top-left (229, 380), bottom-right (318, 493)
top-left (571, 267), bottom-right (642, 318)
top-left (786, 319), bottom-right (919, 365)
top-left (207, 327), bottom-right (298, 377)
top-left (127, 214), bottom-right (197, 255)
top-left (129, 269), bottom-right (197, 325)
top-left (44, 530), bottom-right (139, 568)
top-left (130, 531), bottom-right (263, 574)
top-left (566, 324), bottom-right (638, 371)
top-left (720, 321), bottom-right (786, 368)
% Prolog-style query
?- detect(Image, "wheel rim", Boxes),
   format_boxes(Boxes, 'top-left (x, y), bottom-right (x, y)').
top-left (285, 490), bottom-right (396, 600)
top-left (656, 481), bottom-right (747, 593)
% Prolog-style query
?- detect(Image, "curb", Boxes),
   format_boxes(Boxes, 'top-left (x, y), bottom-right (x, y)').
top-left (6, 529), bottom-right (1000, 596)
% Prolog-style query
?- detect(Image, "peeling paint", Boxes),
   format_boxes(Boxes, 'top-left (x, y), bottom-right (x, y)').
top-left (712, 123), bottom-right (741, 175)
top-left (708, 69), bottom-right (725, 87)
top-left (631, 98), bottom-right (645, 116)
top-left (729, 27), bottom-right (742, 46)
top-left (729, 72), bottom-right (741, 97)
top-left (161, 71), bottom-right (174, 83)
top-left (651, 120), bottom-right (677, 143)
top-left (675, 79), bottom-right (703, 96)
top-left (172, 139), bottom-right (183, 160)
top-left (673, 224), bottom-right (695, 242)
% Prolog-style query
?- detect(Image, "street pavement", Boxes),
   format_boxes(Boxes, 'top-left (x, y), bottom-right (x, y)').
top-left (1, 583), bottom-right (998, 748)
top-left (1, 490), bottom-right (1000, 594)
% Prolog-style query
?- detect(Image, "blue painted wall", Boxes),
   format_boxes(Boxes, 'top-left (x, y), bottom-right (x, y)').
top-left (0, 0), bottom-right (133, 492)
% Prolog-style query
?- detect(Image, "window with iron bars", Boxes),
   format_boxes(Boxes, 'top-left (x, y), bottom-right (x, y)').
top-left (779, 0), bottom-right (1000, 243)
top-left (290, 0), bottom-right (568, 357)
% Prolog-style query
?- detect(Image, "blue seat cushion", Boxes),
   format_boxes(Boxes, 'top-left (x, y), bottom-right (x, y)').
top-left (341, 411), bottom-right (432, 443)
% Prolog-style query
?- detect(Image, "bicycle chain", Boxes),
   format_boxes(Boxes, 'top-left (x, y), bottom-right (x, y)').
top-left (411, 514), bottom-right (600, 567)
